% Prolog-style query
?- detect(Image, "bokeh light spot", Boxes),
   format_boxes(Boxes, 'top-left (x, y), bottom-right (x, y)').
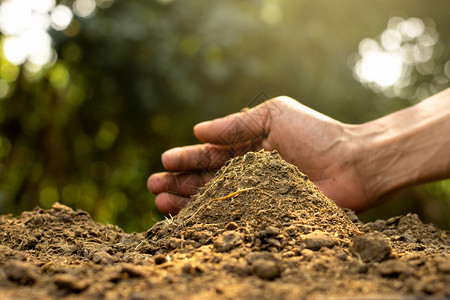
top-left (73, 0), bottom-right (96, 18)
top-left (0, 59), bottom-right (20, 82)
top-left (95, 121), bottom-right (119, 150)
top-left (50, 5), bottom-right (73, 31)
top-left (49, 63), bottom-right (70, 90)
top-left (23, 29), bottom-right (53, 65)
top-left (39, 186), bottom-right (59, 208)
top-left (397, 17), bottom-right (424, 39)
top-left (0, 80), bottom-right (9, 99)
top-left (260, 2), bottom-right (282, 25)
top-left (96, 0), bottom-right (114, 9)
top-left (3, 36), bottom-right (28, 65)
top-left (444, 61), bottom-right (450, 79)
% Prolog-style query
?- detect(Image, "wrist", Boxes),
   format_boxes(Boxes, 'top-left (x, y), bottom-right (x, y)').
top-left (350, 89), bottom-right (450, 207)
top-left (350, 120), bottom-right (408, 206)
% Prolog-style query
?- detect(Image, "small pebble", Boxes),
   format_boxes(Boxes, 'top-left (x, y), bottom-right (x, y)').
top-left (214, 231), bottom-right (242, 253)
top-left (352, 232), bottom-right (392, 263)
top-left (54, 274), bottom-right (89, 291)
top-left (92, 251), bottom-right (115, 265)
top-left (251, 259), bottom-right (280, 280)
top-left (225, 222), bottom-right (239, 231)
top-left (302, 231), bottom-right (338, 251)
top-left (363, 219), bottom-right (386, 232)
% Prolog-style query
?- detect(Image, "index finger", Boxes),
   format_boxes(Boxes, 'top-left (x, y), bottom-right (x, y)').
top-left (194, 103), bottom-right (272, 145)
top-left (161, 142), bottom-right (261, 172)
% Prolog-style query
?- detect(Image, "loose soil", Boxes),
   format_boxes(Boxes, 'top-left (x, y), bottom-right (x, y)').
top-left (0, 150), bottom-right (449, 299)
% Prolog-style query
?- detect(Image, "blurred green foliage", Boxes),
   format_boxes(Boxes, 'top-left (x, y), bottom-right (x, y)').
top-left (0, 0), bottom-right (449, 232)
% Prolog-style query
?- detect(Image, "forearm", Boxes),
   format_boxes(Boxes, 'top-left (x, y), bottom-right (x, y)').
top-left (352, 88), bottom-right (450, 205)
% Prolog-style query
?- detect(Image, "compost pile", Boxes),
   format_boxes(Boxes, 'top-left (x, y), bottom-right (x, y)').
top-left (0, 151), bottom-right (449, 299)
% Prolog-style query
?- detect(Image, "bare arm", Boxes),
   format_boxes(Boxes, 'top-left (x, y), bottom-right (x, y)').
top-left (351, 88), bottom-right (450, 206)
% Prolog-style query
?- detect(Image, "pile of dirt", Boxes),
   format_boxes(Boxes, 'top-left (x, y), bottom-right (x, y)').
top-left (146, 150), bottom-right (359, 251)
top-left (0, 150), bottom-right (449, 299)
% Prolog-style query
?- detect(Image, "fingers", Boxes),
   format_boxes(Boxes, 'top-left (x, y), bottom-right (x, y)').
top-left (154, 193), bottom-right (191, 215)
top-left (161, 143), bottom-right (259, 172)
top-left (152, 97), bottom-right (292, 215)
top-left (149, 172), bottom-right (214, 215)
top-left (147, 172), bottom-right (214, 196)
top-left (161, 144), bottom-right (230, 172)
top-left (194, 100), bottom-right (277, 145)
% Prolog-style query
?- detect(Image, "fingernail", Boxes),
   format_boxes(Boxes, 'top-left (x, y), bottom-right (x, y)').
top-left (162, 148), bottom-right (181, 160)
top-left (194, 121), bottom-right (211, 130)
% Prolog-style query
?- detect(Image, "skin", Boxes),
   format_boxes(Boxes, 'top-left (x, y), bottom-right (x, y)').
top-left (148, 88), bottom-right (450, 216)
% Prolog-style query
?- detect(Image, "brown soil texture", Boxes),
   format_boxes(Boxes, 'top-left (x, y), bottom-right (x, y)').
top-left (0, 150), bottom-right (449, 299)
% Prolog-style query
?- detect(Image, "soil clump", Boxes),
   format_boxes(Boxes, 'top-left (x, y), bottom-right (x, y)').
top-left (0, 150), bottom-right (449, 299)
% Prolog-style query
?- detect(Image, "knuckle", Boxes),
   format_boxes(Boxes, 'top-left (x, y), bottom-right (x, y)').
top-left (270, 96), bottom-right (294, 106)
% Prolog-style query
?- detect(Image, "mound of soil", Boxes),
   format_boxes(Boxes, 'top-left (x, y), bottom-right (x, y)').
top-left (0, 150), bottom-right (449, 299)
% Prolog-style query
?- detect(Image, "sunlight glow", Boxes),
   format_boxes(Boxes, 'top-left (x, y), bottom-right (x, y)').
top-left (353, 17), bottom-right (440, 96)
top-left (0, 0), bottom-right (93, 66)
top-left (3, 30), bottom-right (53, 66)
top-left (30, 0), bottom-right (55, 14)
top-left (0, 0), bottom-right (33, 35)
top-left (3, 36), bottom-right (28, 65)
top-left (357, 52), bottom-right (403, 88)
top-left (22, 29), bottom-right (53, 65)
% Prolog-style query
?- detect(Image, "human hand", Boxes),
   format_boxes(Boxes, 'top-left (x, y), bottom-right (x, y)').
top-left (148, 96), bottom-right (371, 215)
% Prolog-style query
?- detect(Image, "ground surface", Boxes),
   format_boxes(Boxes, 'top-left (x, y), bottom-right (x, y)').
top-left (0, 151), bottom-right (449, 299)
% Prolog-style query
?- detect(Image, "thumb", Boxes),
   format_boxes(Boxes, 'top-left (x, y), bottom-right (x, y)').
top-left (194, 103), bottom-right (273, 145)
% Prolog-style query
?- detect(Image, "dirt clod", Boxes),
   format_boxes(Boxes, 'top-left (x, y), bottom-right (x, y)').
top-left (92, 251), bottom-right (116, 265)
top-left (302, 231), bottom-right (339, 250)
top-left (3, 261), bottom-right (38, 285)
top-left (54, 274), bottom-right (90, 292)
top-left (225, 222), bottom-right (239, 231)
top-left (351, 232), bottom-right (392, 262)
top-left (214, 231), bottom-right (243, 252)
top-left (251, 259), bottom-right (280, 280)
top-left (376, 260), bottom-right (413, 278)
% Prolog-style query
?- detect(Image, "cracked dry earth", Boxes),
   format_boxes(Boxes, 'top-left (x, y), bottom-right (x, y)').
top-left (0, 150), bottom-right (449, 299)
